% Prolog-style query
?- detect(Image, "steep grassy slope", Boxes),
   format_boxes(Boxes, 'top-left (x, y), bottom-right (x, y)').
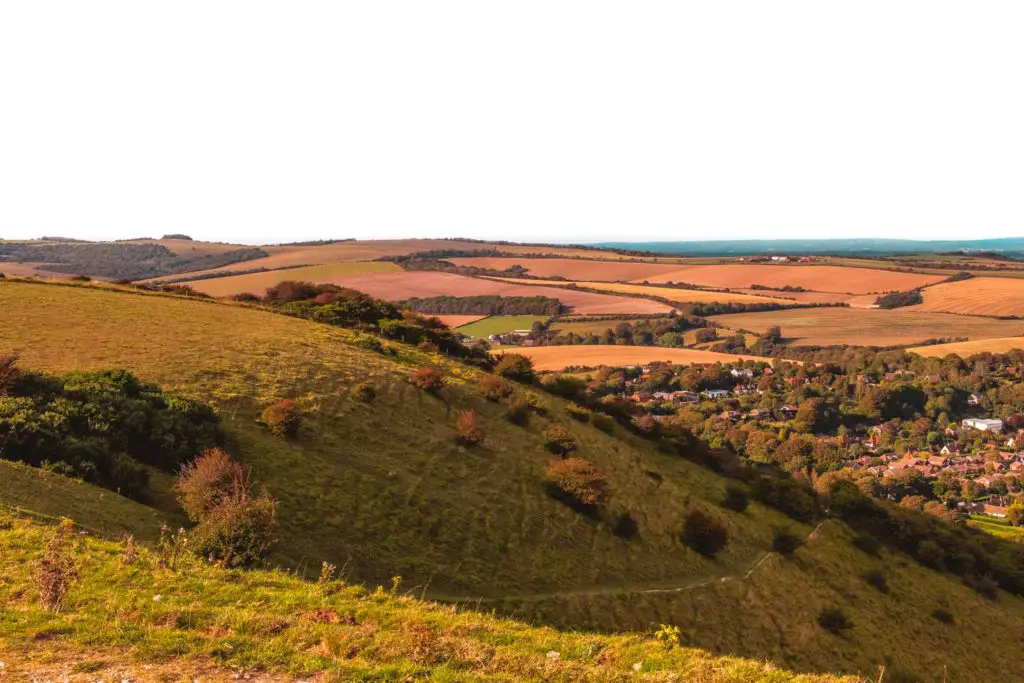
top-left (0, 515), bottom-right (851, 682)
top-left (4, 279), bottom-right (1024, 681)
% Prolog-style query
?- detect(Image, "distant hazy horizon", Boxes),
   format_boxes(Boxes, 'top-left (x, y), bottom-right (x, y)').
top-left (4, 2), bottom-right (1024, 244)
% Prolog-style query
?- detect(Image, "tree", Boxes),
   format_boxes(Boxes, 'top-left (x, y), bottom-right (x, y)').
top-left (721, 484), bottom-right (749, 512)
top-left (545, 458), bottom-right (610, 506)
top-left (260, 399), bottom-right (301, 437)
top-left (494, 354), bottom-right (535, 381)
top-left (175, 447), bottom-right (245, 521)
top-left (694, 328), bottom-right (718, 344)
top-left (681, 510), bottom-right (728, 557)
top-left (409, 367), bottom-right (445, 393)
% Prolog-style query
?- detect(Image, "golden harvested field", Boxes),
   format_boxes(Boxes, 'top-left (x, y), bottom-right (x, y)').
top-left (433, 314), bottom-right (487, 328)
top-left (452, 258), bottom-right (945, 293)
top-left (709, 308), bottom-right (1024, 347)
top-left (909, 337), bottom-right (1024, 358)
top-left (483, 277), bottom-right (791, 305)
top-left (907, 277), bottom-right (1024, 317)
top-left (496, 345), bottom-right (773, 371)
top-left (179, 261), bottom-right (402, 296)
top-left (125, 238), bottom-right (253, 257)
top-left (0, 261), bottom-right (57, 278)
top-left (336, 271), bottom-right (675, 315)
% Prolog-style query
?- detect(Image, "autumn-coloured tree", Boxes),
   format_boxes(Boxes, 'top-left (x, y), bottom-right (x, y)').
top-left (455, 410), bottom-right (485, 446)
top-left (494, 353), bottom-right (535, 381)
top-left (409, 367), bottom-right (445, 393)
top-left (175, 447), bottom-right (246, 521)
top-left (545, 458), bottom-right (609, 506)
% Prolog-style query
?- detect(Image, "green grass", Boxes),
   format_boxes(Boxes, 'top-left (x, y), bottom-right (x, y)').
top-left (5, 278), bottom-right (1024, 680)
top-left (0, 515), bottom-right (851, 681)
top-left (969, 515), bottom-right (1024, 542)
top-left (456, 315), bottom-right (551, 337)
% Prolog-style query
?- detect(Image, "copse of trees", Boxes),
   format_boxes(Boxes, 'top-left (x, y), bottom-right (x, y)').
top-left (875, 289), bottom-right (924, 309)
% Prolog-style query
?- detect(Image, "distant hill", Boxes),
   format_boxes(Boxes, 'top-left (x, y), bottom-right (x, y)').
top-left (592, 237), bottom-right (1024, 258)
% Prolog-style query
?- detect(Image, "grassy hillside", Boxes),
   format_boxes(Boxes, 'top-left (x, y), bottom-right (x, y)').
top-left (4, 278), bottom-right (1024, 681)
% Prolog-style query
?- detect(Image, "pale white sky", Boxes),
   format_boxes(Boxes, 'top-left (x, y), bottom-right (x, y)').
top-left (2, 2), bottom-right (1023, 244)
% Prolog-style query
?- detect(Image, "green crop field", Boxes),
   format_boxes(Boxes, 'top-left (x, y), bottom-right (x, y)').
top-left (456, 315), bottom-right (550, 337)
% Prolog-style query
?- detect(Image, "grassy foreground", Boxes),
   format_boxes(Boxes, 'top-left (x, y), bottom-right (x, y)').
top-left (0, 515), bottom-right (852, 682)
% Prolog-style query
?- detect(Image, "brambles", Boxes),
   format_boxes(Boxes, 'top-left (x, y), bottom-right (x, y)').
top-left (494, 353), bottom-right (535, 381)
top-left (681, 510), bottom-right (728, 557)
top-left (455, 410), bottom-right (485, 446)
top-left (409, 367), bottom-right (445, 393)
top-left (543, 425), bottom-right (579, 456)
top-left (260, 399), bottom-right (302, 437)
top-left (862, 568), bottom-right (889, 594)
top-left (772, 529), bottom-right (802, 556)
top-left (35, 518), bottom-right (78, 612)
top-left (817, 608), bottom-right (852, 635)
top-left (721, 484), bottom-right (749, 512)
top-left (479, 375), bottom-right (514, 401)
top-left (350, 383), bottom-right (376, 402)
top-left (545, 458), bottom-right (610, 507)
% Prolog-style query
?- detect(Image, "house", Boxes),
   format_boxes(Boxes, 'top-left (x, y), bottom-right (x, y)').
top-left (927, 455), bottom-right (949, 468)
top-left (967, 393), bottom-right (982, 406)
top-left (730, 368), bottom-right (755, 379)
top-left (747, 408), bottom-right (773, 420)
top-left (940, 443), bottom-right (961, 456)
top-left (629, 391), bottom-right (653, 403)
top-left (704, 389), bottom-right (731, 399)
top-left (733, 383), bottom-right (759, 396)
top-left (780, 404), bottom-right (798, 419)
top-left (719, 410), bottom-right (742, 422)
top-left (983, 504), bottom-right (1008, 518)
top-left (962, 418), bottom-right (1004, 433)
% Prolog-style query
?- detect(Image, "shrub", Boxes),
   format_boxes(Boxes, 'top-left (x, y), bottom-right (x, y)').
top-left (35, 518), bottom-right (78, 612)
top-left (852, 534), bottom-right (881, 557)
top-left (631, 414), bottom-right (658, 436)
top-left (494, 353), bottom-right (535, 381)
top-left (721, 484), bottom-right (749, 512)
top-left (409, 367), bottom-right (445, 393)
top-left (546, 458), bottom-right (610, 507)
top-left (479, 375), bottom-right (514, 401)
top-left (350, 383), bottom-right (376, 402)
top-left (353, 335), bottom-right (383, 353)
top-left (260, 399), bottom-right (301, 437)
top-left (566, 403), bottom-right (591, 422)
top-left (231, 292), bottom-right (261, 303)
top-left (455, 410), bottom-right (485, 446)
top-left (681, 510), bottom-right (728, 557)
top-left (69, 274), bottom-right (91, 282)
top-left (915, 539), bottom-right (944, 570)
top-left (818, 608), bottom-right (852, 635)
top-left (175, 447), bottom-right (245, 521)
top-left (772, 529), bottom-right (803, 556)
top-left (0, 354), bottom-right (19, 394)
top-left (524, 392), bottom-right (548, 414)
top-left (750, 475), bottom-right (817, 523)
top-left (963, 573), bottom-right (999, 600)
top-left (543, 425), bottom-right (579, 456)
top-left (862, 568), bottom-right (889, 593)
top-left (506, 396), bottom-right (531, 425)
top-left (611, 512), bottom-right (639, 539)
top-left (591, 413), bottom-right (615, 433)
top-left (931, 608), bottom-right (954, 624)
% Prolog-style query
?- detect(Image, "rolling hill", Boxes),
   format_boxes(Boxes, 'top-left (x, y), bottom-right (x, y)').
top-left (4, 277), bottom-right (1024, 681)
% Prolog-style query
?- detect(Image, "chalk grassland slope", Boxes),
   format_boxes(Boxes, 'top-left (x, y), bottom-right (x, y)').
top-left (451, 258), bottom-right (947, 293)
top-left (180, 261), bottom-right (403, 296)
top-left (482, 276), bottom-right (793, 305)
top-left (335, 271), bottom-right (675, 315)
top-left (497, 346), bottom-right (774, 371)
top-left (455, 315), bottom-right (551, 337)
top-left (0, 518), bottom-right (851, 683)
top-left (908, 337), bottom-right (1024, 358)
top-left (906, 277), bottom-right (1024, 317)
top-left (709, 308), bottom-right (1024, 347)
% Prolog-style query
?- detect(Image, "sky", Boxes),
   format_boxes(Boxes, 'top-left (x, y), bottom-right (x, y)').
top-left (2, 2), bottom-right (1024, 245)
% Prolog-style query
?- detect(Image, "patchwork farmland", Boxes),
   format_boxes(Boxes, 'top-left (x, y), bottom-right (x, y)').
top-left (482, 277), bottom-right (792, 305)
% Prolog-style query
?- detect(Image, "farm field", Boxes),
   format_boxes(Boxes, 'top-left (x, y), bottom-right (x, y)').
top-left (732, 289), bottom-right (869, 306)
top-left (177, 261), bottom-right (403, 296)
top-left (969, 515), bottom-right (1024, 543)
top-left (431, 314), bottom-right (487, 328)
top-left (124, 237), bottom-right (255, 257)
top-left (908, 337), bottom-right (1024, 358)
top-left (453, 258), bottom-right (947, 293)
top-left (708, 308), bottom-right (1024, 347)
top-left (907, 277), bottom-right (1024, 317)
top-left (456, 315), bottom-right (550, 337)
top-left (334, 271), bottom-right (675, 315)
top-left (483, 276), bottom-right (791, 305)
top-left (0, 261), bottom-right (55, 278)
top-left (495, 345), bottom-right (773, 371)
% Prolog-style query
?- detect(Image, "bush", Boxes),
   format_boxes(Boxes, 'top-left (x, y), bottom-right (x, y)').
top-left (611, 512), bottom-right (639, 539)
top-left (175, 447), bottom-right (245, 521)
top-left (479, 375), bottom-right (514, 401)
top-left (409, 367), bottom-right (445, 393)
top-left (772, 529), bottom-right (802, 556)
top-left (260, 399), bottom-right (301, 437)
top-left (862, 568), bottom-right (889, 593)
top-left (353, 335), bottom-right (383, 353)
top-left (524, 392), bottom-right (548, 414)
top-left (681, 510), bottom-right (728, 557)
top-left (915, 539), bottom-right (944, 570)
top-left (818, 608), bottom-right (852, 635)
top-left (566, 403), bottom-right (591, 422)
top-left (455, 410), bottom-right (485, 446)
top-left (591, 413), bottom-right (615, 433)
top-left (750, 475), bottom-right (817, 523)
top-left (931, 608), bottom-right (954, 624)
top-left (852, 534), bottom-right (881, 556)
top-left (545, 458), bottom-right (610, 506)
top-left (963, 573), bottom-right (999, 600)
top-left (543, 425), bottom-right (579, 456)
top-left (721, 484), bottom-right (749, 512)
top-left (35, 518), bottom-right (78, 612)
top-left (631, 414), bottom-right (658, 436)
top-left (494, 353), bottom-right (535, 381)
top-left (350, 383), bottom-right (376, 402)
top-left (506, 396), bottom-right (531, 425)
top-left (0, 354), bottom-right (19, 395)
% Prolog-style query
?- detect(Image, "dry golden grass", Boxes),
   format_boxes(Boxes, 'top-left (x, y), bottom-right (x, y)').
top-left (179, 261), bottom-right (402, 296)
top-left (495, 345), bottom-right (773, 371)
top-left (124, 238), bottom-right (253, 257)
top-left (454, 258), bottom-right (946, 293)
top-left (908, 277), bottom-right (1024, 317)
top-left (432, 314), bottom-right (488, 328)
top-left (710, 307), bottom-right (1024, 347)
top-left (0, 262), bottom-right (55, 277)
top-left (909, 337), bottom-right (1024, 358)
top-left (484, 277), bottom-right (791, 305)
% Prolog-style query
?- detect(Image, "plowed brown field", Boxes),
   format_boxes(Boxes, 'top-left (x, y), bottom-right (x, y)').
top-left (708, 308), bottom-right (1024, 347)
top-left (450, 258), bottom-right (944, 293)
top-left (337, 272), bottom-right (675, 315)
top-left (907, 277), bottom-right (1024, 317)
top-left (495, 345), bottom-right (773, 371)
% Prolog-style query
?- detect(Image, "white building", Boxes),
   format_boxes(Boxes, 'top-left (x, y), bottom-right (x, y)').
top-left (962, 418), bottom-right (1004, 433)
